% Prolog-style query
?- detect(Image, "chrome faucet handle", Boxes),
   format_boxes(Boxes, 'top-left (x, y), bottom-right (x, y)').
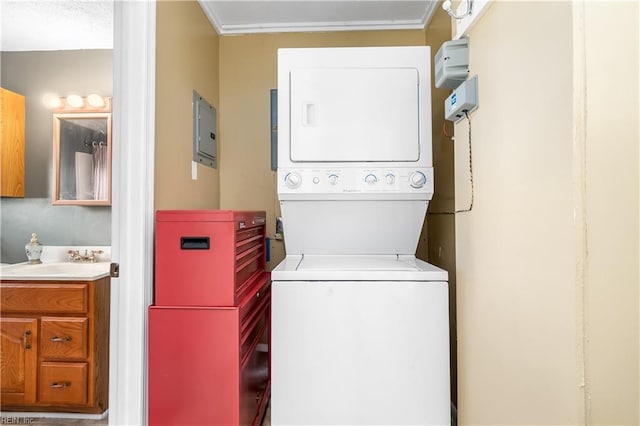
top-left (87, 249), bottom-right (104, 262)
top-left (89, 249), bottom-right (103, 262)
top-left (67, 250), bottom-right (80, 261)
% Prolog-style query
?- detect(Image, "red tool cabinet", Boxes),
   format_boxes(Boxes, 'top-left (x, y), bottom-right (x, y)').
top-left (154, 210), bottom-right (267, 307)
top-left (148, 210), bottom-right (270, 426)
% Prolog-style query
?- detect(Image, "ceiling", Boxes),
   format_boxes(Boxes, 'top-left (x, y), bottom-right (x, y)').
top-left (0, 0), bottom-right (113, 51)
top-left (199, 1), bottom-right (439, 34)
top-left (0, 0), bottom-right (438, 52)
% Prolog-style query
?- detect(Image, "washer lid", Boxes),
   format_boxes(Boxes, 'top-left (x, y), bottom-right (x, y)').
top-left (272, 255), bottom-right (448, 282)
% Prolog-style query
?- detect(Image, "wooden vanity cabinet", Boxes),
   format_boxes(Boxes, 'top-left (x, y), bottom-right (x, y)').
top-left (0, 318), bottom-right (38, 404)
top-left (0, 277), bottom-right (110, 414)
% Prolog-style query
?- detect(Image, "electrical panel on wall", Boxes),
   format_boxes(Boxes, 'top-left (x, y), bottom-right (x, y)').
top-left (193, 91), bottom-right (217, 169)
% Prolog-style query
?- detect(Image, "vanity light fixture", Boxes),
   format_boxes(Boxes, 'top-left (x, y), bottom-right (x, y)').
top-left (48, 94), bottom-right (111, 113)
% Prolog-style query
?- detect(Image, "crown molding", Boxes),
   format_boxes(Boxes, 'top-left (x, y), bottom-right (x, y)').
top-left (198, 1), bottom-right (439, 35)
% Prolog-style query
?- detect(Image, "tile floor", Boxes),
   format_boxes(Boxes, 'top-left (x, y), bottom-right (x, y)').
top-left (7, 402), bottom-right (271, 425)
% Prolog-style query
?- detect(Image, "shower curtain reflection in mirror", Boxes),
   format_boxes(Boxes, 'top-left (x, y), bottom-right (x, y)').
top-left (53, 113), bottom-right (112, 205)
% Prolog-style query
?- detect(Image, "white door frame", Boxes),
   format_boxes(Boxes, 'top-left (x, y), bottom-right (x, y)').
top-left (110, 1), bottom-right (155, 425)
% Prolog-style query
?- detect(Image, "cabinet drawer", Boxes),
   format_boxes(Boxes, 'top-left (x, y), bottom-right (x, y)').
top-left (41, 317), bottom-right (88, 360)
top-left (1, 283), bottom-right (89, 314)
top-left (38, 362), bottom-right (87, 405)
top-left (236, 249), bottom-right (263, 289)
top-left (240, 325), bottom-right (270, 426)
top-left (238, 274), bottom-right (270, 325)
top-left (240, 298), bottom-right (269, 366)
top-left (235, 228), bottom-right (263, 255)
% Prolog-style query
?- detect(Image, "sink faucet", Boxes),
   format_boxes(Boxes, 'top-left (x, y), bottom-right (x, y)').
top-left (67, 249), bottom-right (104, 263)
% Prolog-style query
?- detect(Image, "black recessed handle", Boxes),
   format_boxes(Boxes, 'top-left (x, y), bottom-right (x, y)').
top-left (180, 236), bottom-right (210, 250)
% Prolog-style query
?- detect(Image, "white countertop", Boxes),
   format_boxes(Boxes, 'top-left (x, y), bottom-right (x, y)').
top-left (0, 261), bottom-right (111, 281)
top-left (1, 246), bottom-right (112, 281)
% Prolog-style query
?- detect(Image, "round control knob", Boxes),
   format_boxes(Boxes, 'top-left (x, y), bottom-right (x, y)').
top-left (385, 173), bottom-right (396, 185)
top-left (328, 174), bottom-right (339, 185)
top-left (284, 172), bottom-right (302, 189)
top-left (364, 174), bottom-right (378, 185)
top-left (313, 176), bottom-right (320, 184)
top-left (409, 171), bottom-right (427, 189)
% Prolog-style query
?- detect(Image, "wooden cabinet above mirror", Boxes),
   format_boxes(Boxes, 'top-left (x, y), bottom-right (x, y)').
top-left (53, 97), bottom-right (111, 206)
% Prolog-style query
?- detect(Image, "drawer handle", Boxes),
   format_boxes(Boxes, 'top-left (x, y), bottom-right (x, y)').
top-left (23, 330), bottom-right (32, 350)
top-left (51, 381), bottom-right (72, 388)
top-left (51, 336), bottom-right (72, 342)
top-left (181, 236), bottom-right (210, 250)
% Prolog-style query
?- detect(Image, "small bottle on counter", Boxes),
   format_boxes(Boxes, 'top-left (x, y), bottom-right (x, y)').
top-left (25, 233), bottom-right (43, 264)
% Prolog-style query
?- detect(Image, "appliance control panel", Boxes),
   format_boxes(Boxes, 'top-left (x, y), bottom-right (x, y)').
top-left (278, 168), bottom-right (434, 195)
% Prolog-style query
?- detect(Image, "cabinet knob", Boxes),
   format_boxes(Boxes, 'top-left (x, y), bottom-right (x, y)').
top-left (50, 336), bottom-right (72, 342)
top-left (51, 381), bottom-right (72, 388)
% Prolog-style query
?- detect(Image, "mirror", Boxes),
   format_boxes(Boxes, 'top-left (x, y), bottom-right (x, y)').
top-left (53, 103), bottom-right (112, 205)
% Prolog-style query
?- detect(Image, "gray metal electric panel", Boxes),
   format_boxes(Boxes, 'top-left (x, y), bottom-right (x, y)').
top-left (435, 38), bottom-right (469, 89)
top-left (193, 90), bottom-right (217, 169)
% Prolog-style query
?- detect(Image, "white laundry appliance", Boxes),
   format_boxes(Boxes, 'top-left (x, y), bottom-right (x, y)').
top-left (272, 47), bottom-right (450, 425)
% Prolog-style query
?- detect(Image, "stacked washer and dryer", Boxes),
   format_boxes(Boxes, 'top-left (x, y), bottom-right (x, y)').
top-left (272, 47), bottom-right (451, 425)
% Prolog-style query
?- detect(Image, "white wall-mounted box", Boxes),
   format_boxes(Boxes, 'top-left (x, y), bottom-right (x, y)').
top-left (445, 75), bottom-right (478, 123)
top-left (435, 38), bottom-right (469, 89)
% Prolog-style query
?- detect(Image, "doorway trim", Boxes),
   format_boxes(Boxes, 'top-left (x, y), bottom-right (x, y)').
top-left (110, 1), bottom-right (155, 424)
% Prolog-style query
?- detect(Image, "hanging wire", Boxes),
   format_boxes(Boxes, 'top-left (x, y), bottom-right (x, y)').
top-left (429, 111), bottom-right (474, 215)
top-left (456, 110), bottom-right (474, 213)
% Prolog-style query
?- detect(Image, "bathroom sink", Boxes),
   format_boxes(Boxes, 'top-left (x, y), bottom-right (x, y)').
top-left (0, 261), bottom-right (110, 280)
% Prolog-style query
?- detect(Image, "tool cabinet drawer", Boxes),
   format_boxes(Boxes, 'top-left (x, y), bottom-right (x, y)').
top-left (240, 299), bottom-right (269, 365)
top-left (40, 317), bottom-right (88, 360)
top-left (238, 273), bottom-right (270, 325)
top-left (240, 329), bottom-right (270, 426)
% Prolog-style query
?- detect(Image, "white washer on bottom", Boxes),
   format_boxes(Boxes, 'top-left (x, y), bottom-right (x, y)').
top-left (271, 255), bottom-right (450, 426)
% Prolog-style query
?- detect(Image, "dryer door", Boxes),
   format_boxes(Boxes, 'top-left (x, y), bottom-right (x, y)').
top-left (289, 67), bottom-right (420, 163)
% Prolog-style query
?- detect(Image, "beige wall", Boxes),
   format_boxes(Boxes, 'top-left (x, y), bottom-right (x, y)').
top-left (454, 1), bottom-right (639, 425)
top-left (218, 30), bottom-right (427, 270)
top-left (454, 2), bottom-right (579, 424)
top-left (582, 1), bottom-right (639, 424)
top-left (155, 1), bottom-right (220, 210)
top-left (421, 7), bottom-right (457, 403)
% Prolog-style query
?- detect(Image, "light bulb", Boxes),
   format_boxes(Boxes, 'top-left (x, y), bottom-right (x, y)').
top-left (67, 95), bottom-right (84, 108)
top-left (43, 94), bottom-right (62, 109)
top-left (443, 0), bottom-right (452, 12)
top-left (87, 94), bottom-right (105, 107)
